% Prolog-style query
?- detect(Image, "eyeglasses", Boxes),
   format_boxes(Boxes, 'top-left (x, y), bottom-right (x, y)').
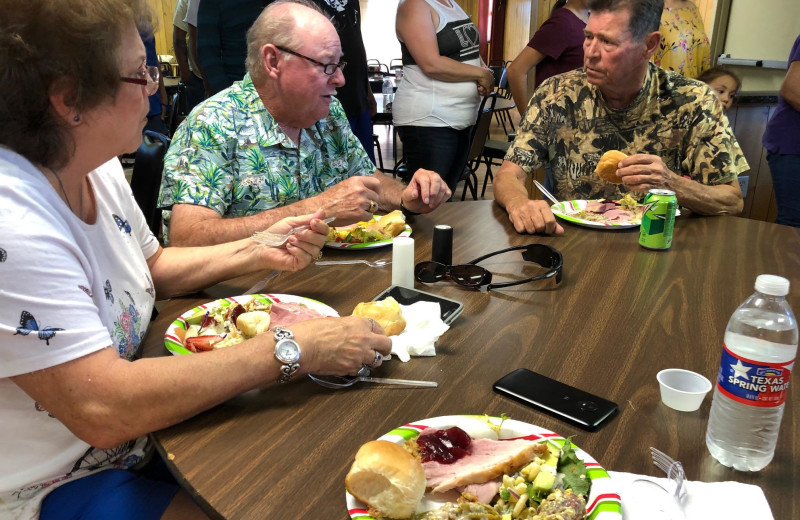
top-left (275, 45), bottom-right (346, 75)
top-left (414, 244), bottom-right (563, 291)
top-left (119, 65), bottom-right (160, 96)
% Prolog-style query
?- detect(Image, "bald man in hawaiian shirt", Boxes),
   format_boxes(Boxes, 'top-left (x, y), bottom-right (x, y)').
top-left (159, 0), bottom-right (450, 246)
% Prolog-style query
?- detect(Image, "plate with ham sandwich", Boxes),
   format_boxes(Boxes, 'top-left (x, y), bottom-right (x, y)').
top-left (551, 196), bottom-right (645, 229)
top-left (345, 414), bottom-right (621, 520)
top-left (163, 293), bottom-right (337, 354)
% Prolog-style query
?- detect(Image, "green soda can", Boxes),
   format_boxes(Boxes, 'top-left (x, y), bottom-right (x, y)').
top-left (639, 189), bottom-right (677, 250)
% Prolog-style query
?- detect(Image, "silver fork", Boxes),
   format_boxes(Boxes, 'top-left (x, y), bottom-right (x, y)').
top-left (650, 447), bottom-right (688, 503)
top-left (533, 179), bottom-right (577, 214)
top-left (250, 217), bottom-right (335, 246)
top-left (315, 259), bottom-right (391, 268)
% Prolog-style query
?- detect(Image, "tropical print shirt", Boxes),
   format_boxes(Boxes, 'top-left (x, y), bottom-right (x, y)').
top-left (506, 63), bottom-right (749, 202)
top-left (158, 74), bottom-right (374, 237)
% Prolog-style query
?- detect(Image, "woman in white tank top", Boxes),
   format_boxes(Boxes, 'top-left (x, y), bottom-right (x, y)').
top-left (394, 0), bottom-right (495, 192)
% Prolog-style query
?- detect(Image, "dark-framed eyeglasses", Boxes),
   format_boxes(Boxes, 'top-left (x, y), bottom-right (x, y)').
top-left (414, 244), bottom-right (563, 291)
top-left (119, 65), bottom-right (160, 96)
top-left (275, 45), bottom-right (346, 75)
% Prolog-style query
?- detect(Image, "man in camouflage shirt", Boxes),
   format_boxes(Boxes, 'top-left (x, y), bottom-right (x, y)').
top-left (159, 0), bottom-right (450, 246)
top-left (495, 0), bottom-right (747, 235)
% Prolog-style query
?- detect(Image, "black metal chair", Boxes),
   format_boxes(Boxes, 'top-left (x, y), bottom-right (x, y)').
top-left (130, 131), bottom-right (170, 238)
top-left (461, 93), bottom-right (498, 200)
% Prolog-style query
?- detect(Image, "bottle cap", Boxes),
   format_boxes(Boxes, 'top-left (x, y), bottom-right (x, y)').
top-left (755, 274), bottom-right (790, 296)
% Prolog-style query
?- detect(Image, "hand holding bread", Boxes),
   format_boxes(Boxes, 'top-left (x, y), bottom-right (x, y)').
top-left (352, 296), bottom-right (407, 336)
top-left (595, 150), bottom-right (628, 184)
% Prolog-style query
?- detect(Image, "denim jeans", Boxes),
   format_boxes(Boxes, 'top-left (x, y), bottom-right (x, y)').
top-left (767, 151), bottom-right (800, 227)
top-left (396, 125), bottom-right (472, 192)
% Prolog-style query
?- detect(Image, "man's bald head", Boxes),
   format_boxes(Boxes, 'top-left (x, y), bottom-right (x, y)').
top-left (245, 0), bottom-right (328, 83)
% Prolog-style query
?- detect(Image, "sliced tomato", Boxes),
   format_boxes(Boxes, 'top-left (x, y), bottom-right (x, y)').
top-left (185, 335), bottom-right (225, 352)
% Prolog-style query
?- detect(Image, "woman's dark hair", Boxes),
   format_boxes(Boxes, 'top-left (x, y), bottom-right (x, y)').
top-left (0, 0), bottom-right (155, 170)
top-left (697, 66), bottom-right (741, 92)
top-left (587, 0), bottom-right (663, 41)
top-left (551, 0), bottom-right (569, 15)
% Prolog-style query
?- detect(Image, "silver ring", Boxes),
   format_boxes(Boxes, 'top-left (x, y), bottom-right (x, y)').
top-left (368, 200), bottom-right (377, 213)
top-left (367, 317), bottom-right (376, 332)
top-left (369, 350), bottom-right (382, 367)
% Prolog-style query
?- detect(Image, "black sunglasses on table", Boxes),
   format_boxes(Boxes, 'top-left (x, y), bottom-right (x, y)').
top-left (414, 244), bottom-right (563, 291)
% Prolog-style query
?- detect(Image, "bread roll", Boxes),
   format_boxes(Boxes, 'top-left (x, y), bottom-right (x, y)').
top-left (352, 296), bottom-right (406, 336)
top-left (345, 440), bottom-right (425, 519)
top-left (235, 310), bottom-right (271, 337)
top-left (378, 210), bottom-right (406, 237)
top-left (595, 150), bottom-right (627, 184)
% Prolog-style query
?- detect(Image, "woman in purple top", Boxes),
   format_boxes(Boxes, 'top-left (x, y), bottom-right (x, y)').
top-left (507, 0), bottom-right (589, 117)
top-left (763, 34), bottom-right (800, 228)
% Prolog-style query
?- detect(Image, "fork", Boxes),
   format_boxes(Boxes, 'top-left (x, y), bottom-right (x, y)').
top-left (250, 217), bottom-right (335, 246)
top-left (533, 179), bottom-right (577, 214)
top-left (315, 259), bottom-right (391, 268)
top-left (650, 447), bottom-right (688, 503)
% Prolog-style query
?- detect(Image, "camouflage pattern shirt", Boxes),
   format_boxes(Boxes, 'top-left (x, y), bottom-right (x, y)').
top-left (158, 74), bottom-right (374, 233)
top-left (505, 63), bottom-right (749, 202)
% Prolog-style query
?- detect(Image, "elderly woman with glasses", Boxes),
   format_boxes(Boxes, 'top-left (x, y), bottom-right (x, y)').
top-left (0, 0), bottom-right (392, 518)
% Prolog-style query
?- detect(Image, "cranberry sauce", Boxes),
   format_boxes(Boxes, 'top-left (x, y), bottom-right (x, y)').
top-left (417, 426), bottom-right (472, 464)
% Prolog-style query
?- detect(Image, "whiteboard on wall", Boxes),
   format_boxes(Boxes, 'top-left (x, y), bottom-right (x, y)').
top-left (722, 0), bottom-right (799, 63)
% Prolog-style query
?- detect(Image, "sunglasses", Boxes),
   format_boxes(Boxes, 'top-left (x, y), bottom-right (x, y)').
top-left (414, 244), bottom-right (563, 291)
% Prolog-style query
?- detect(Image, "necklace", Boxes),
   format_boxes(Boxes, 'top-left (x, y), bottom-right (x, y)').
top-left (48, 168), bottom-right (84, 218)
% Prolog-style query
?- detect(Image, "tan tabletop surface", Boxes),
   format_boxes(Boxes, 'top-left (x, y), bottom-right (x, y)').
top-left (142, 201), bottom-right (800, 520)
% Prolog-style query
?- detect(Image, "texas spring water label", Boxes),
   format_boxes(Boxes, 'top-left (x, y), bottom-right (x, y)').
top-left (716, 344), bottom-right (794, 407)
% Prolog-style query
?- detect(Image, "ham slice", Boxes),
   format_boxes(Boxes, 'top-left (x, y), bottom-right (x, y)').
top-left (585, 202), bottom-right (616, 213)
top-left (461, 479), bottom-right (502, 504)
top-left (269, 302), bottom-right (325, 327)
top-left (423, 437), bottom-right (547, 494)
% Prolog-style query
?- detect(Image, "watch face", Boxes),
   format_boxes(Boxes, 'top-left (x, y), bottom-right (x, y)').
top-left (275, 339), bottom-right (301, 364)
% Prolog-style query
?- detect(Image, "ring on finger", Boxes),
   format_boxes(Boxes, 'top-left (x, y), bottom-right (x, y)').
top-left (368, 200), bottom-right (377, 213)
top-left (367, 317), bottom-right (376, 332)
top-left (314, 251), bottom-right (323, 261)
top-left (369, 350), bottom-right (382, 367)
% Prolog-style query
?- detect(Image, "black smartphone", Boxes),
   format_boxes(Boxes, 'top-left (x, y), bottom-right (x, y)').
top-left (493, 368), bottom-right (618, 432)
top-left (372, 286), bottom-right (464, 324)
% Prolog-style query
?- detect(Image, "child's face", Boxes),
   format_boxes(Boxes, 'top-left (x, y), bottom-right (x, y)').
top-left (707, 75), bottom-right (739, 111)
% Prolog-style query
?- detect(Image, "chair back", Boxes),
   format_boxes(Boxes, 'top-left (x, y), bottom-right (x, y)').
top-left (389, 58), bottom-right (403, 71)
top-left (497, 68), bottom-right (512, 99)
top-left (167, 83), bottom-right (189, 136)
top-left (466, 93), bottom-right (498, 162)
top-left (130, 130), bottom-right (170, 237)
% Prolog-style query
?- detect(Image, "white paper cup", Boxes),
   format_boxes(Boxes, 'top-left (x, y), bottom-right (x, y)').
top-left (657, 368), bottom-right (712, 412)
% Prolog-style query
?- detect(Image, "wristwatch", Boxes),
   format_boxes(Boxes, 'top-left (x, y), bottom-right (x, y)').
top-left (273, 327), bottom-right (301, 383)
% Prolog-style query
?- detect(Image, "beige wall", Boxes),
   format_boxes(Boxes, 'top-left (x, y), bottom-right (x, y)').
top-left (148, 0), bottom-right (178, 57)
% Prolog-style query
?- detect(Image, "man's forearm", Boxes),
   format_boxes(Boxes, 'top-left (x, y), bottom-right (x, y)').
top-left (494, 163), bottom-right (530, 209)
top-left (374, 170), bottom-right (404, 210)
top-left (671, 178), bottom-right (743, 216)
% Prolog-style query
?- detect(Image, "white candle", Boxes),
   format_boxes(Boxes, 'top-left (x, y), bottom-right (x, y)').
top-left (392, 236), bottom-right (415, 289)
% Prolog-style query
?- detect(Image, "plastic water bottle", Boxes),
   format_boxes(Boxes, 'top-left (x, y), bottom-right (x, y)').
top-left (705, 274), bottom-right (797, 471)
top-left (382, 77), bottom-right (393, 111)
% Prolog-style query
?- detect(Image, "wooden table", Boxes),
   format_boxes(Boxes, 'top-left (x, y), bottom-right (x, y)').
top-left (142, 201), bottom-right (800, 519)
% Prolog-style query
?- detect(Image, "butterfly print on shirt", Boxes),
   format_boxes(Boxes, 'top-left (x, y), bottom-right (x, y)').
top-left (104, 280), bottom-right (114, 303)
top-left (14, 310), bottom-right (64, 346)
top-left (78, 284), bottom-right (93, 296)
top-left (112, 214), bottom-right (132, 234)
top-left (0, 247), bottom-right (7, 262)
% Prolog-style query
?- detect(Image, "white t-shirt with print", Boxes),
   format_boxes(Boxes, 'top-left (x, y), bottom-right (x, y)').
top-left (0, 149), bottom-right (159, 518)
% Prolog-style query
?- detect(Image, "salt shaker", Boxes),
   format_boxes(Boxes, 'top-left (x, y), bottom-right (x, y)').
top-left (392, 237), bottom-right (415, 288)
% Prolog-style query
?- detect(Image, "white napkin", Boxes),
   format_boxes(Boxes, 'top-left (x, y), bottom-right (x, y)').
top-left (388, 301), bottom-right (450, 362)
top-left (608, 470), bottom-right (774, 520)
